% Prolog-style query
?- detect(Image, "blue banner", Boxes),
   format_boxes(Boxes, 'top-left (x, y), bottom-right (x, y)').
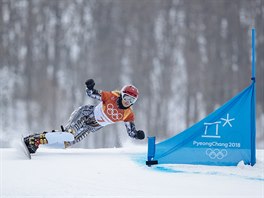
top-left (148, 82), bottom-right (256, 166)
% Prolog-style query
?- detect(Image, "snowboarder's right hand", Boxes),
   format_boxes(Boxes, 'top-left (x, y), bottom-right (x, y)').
top-left (85, 79), bottom-right (95, 90)
top-left (135, 130), bottom-right (145, 140)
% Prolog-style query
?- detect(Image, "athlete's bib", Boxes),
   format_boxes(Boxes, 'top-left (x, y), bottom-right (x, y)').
top-left (94, 91), bottom-right (134, 126)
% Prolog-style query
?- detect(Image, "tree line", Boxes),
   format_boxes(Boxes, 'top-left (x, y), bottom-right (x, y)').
top-left (0, 0), bottom-right (263, 148)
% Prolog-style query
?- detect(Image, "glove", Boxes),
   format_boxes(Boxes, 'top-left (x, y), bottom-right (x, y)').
top-left (135, 130), bottom-right (145, 140)
top-left (85, 79), bottom-right (95, 90)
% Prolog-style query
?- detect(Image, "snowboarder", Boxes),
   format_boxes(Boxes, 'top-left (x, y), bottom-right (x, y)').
top-left (24, 79), bottom-right (145, 154)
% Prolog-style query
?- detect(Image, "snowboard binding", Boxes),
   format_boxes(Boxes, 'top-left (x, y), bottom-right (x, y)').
top-left (24, 132), bottom-right (48, 154)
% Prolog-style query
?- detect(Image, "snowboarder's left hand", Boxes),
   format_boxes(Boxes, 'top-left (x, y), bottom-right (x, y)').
top-left (135, 130), bottom-right (145, 140)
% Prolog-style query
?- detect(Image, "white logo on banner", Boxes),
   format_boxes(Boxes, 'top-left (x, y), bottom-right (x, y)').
top-left (221, 113), bottom-right (235, 127)
top-left (206, 149), bottom-right (228, 160)
top-left (202, 113), bottom-right (235, 139)
top-left (202, 122), bottom-right (221, 138)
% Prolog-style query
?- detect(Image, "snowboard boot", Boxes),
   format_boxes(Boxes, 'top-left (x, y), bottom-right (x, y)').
top-left (24, 132), bottom-right (48, 154)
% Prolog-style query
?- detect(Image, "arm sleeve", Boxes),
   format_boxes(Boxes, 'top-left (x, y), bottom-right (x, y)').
top-left (124, 121), bottom-right (137, 138)
top-left (86, 88), bottom-right (102, 101)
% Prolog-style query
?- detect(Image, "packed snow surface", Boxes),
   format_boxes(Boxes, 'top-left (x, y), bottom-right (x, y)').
top-left (1, 145), bottom-right (263, 198)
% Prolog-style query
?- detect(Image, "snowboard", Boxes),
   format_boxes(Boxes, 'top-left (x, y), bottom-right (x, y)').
top-left (18, 131), bottom-right (74, 159)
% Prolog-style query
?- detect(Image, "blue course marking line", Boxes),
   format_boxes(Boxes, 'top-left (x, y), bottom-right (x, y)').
top-left (131, 153), bottom-right (264, 182)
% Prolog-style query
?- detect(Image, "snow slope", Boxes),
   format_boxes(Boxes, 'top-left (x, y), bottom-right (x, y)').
top-left (1, 145), bottom-right (263, 198)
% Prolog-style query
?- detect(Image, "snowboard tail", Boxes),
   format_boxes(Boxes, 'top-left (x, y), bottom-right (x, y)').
top-left (20, 135), bottom-right (31, 159)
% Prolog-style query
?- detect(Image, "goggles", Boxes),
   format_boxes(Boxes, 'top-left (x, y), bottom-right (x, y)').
top-left (122, 93), bottom-right (137, 105)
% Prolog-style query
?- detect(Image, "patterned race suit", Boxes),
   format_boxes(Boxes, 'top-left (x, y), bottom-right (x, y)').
top-left (64, 88), bottom-right (138, 146)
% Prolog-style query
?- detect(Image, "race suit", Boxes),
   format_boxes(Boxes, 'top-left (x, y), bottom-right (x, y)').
top-left (64, 88), bottom-right (138, 146)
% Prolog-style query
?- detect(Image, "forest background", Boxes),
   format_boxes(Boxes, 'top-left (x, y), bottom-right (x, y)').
top-left (0, 0), bottom-right (263, 148)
